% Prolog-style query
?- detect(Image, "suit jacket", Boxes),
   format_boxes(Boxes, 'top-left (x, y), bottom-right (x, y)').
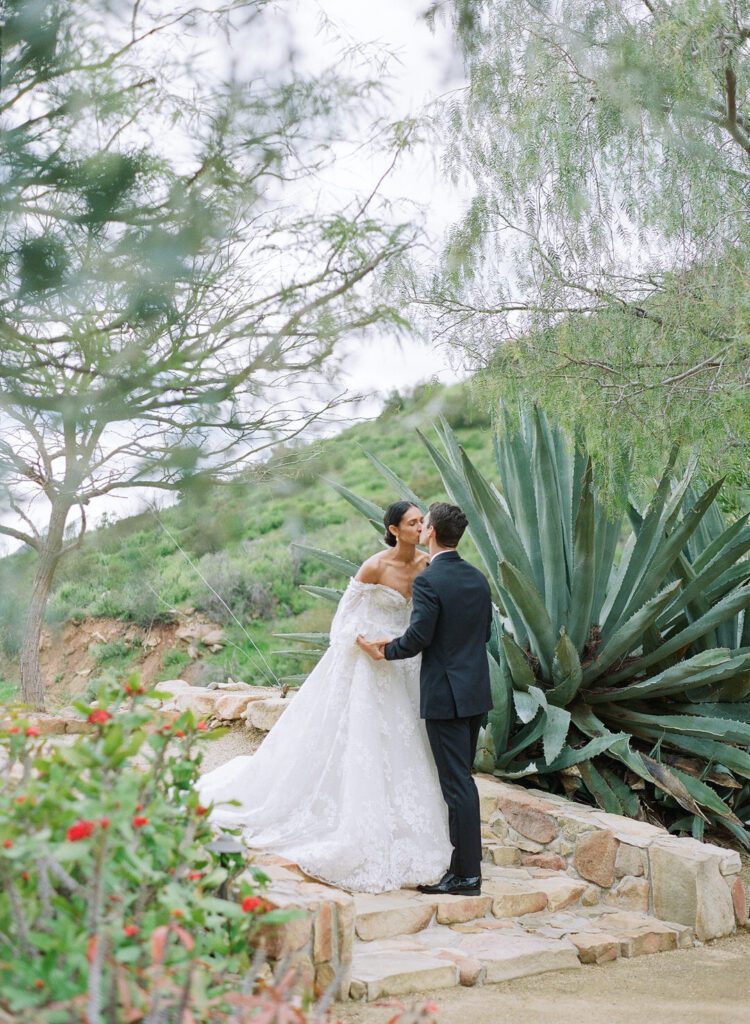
top-left (384, 550), bottom-right (493, 719)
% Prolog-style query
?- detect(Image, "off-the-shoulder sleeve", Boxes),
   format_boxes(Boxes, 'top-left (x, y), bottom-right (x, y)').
top-left (329, 578), bottom-right (369, 648)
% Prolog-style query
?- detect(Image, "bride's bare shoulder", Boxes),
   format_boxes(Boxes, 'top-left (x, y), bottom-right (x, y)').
top-left (356, 552), bottom-right (387, 584)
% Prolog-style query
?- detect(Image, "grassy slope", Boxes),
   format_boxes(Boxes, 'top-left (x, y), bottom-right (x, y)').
top-left (0, 383), bottom-right (495, 691)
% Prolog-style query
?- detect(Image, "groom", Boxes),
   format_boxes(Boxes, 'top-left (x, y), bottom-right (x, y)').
top-left (357, 501), bottom-right (493, 896)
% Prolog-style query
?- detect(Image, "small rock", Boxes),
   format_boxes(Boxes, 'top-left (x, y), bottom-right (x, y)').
top-left (604, 875), bottom-right (650, 913)
top-left (574, 830), bottom-right (619, 888)
top-left (497, 788), bottom-right (559, 844)
top-left (521, 853), bottom-right (567, 871)
top-left (615, 843), bottom-right (646, 879)
top-left (245, 696), bottom-right (294, 731)
top-left (580, 885), bottom-right (601, 907)
top-left (570, 932), bottom-right (619, 965)
top-left (731, 876), bottom-right (748, 926)
top-left (201, 628), bottom-right (225, 646)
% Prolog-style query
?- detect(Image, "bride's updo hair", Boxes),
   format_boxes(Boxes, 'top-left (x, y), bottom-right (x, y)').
top-left (383, 500), bottom-right (416, 547)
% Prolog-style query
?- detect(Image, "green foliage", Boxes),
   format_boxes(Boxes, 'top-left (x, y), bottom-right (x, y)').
top-left (325, 407), bottom-right (750, 842)
top-left (424, 0), bottom-right (750, 492)
top-left (0, 677), bottom-right (291, 1020)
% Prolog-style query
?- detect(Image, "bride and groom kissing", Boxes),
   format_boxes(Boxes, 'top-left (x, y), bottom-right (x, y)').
top-left (198, 500), bottom-right (493, 897)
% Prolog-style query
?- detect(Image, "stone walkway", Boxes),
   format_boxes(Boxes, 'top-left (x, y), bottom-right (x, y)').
top-left (247, 774), bottom-right (747, 1003)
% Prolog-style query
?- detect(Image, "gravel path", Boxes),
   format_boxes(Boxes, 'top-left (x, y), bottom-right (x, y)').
top-left (336, 930), bottom-right (750, 1024)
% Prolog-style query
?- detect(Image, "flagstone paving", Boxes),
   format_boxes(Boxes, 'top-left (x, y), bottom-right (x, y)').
top-left (243, 772), bottom-right (748, 1002)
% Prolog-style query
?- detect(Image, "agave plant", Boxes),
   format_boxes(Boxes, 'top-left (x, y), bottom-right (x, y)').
top-left (287, 408), bottom-right (750, 843)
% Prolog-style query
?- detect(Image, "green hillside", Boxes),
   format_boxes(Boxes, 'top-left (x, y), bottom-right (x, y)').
top-left (0, 382), bottom-right (494, 694)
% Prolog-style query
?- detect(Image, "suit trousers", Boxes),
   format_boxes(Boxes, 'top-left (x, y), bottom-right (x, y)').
top-left (425, 712), bottom-right (484, 878)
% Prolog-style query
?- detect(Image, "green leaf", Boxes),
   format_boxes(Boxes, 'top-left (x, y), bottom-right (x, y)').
top-left (362, 448), bottom-right (426, 510)
top-left (531, 405), bottom-right (569, 631)
top-left (548, 628), bottom-right (583, 706)
top-left (608, 584), bottom-right (750, 685)
top-left (271, 631), bottom-right (330, 646)
top-left (568, 456), bottom-right (597, 652)
top-left (325, 479), bottom-right (385, 532)
top-left (501, 633), bottom-right (536, 691)
top-left (418, 427), bottom-right (502, 598)
top-left (578, 760), bottom-right (625, 814)
top-left (539, 733), bottom-right (623, 772)
top-left (599, 704), bottom-right (750, 746)
top-left (459, 446), bottom-right (535, 583)
top-left (587, 650), bottom-right (749, 703)
top-left (614, 478), bottom-right (725, 635)
top-left (583, 578), bottom-right (682, 683)
top-left (300, 585), bottom-right (344, 604)
top-left (499, 560), bottom-right (556, 677)
top-left (542, 703), bottom-right (571, 764)
top-left (487, 650), bottom-right (512, 754)
top-left (601, 447), bottom-right (680, 639)
top-left (290, 544), bottom-right (358, 578)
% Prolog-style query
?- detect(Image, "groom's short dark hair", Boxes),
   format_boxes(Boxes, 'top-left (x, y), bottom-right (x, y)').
top-left (429, 502), bottom-right (468, 548)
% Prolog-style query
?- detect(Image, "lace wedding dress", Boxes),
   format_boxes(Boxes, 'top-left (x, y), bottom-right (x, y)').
top-left (196, 578), bottom-right (452, 893)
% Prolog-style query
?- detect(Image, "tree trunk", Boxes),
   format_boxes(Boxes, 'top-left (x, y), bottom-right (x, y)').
top-left (20, 501), bottom-right (70, 710)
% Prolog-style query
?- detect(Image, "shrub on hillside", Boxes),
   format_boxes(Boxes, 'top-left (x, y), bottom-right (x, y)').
top-left (194, 550), bottom-right (277, 624)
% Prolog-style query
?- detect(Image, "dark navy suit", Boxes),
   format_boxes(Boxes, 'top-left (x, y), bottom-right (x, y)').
top-left (384, 550), bottom-right (492, 877)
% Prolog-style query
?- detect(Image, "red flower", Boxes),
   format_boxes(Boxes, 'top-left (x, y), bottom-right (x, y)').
top-left (187, 870), bottom-right (204, 881)
top-left (99, 817), bottom-right (111, 829)
top-left (67, 820), bottom-right (95, 842)
top-left (195, 805), bottom-right (208, 817)
top-left (132, 816), bottom-right (149, 828)
top-left (2, 839), bottom-right (12, 849)
top-left (123, 924), bottom-right (139, 937)
top-left (21, 871), bottom-right (29, 881)
top-left (87, 709), bottom-right (112, 725)
top-left (15, 796), bottom-right (26, 805)
top-left (170, 908), bottom-right (184, 919)
top-left (25, 725), bottom-right (40, 737)
top-left (34, 979), bottom-right (44, 990)
top-left (241, 896), bottom-right (265, 913)
top-left (135, 803), bottom-right (144, 812)
top-left (196, 721), bottom-right (208, 731)
top-left (124, 682), bottom-right (145, 695)
top-left (8, 726), bottom-right (19, 734)
top-left (174, 729), bottom-right (185, 738)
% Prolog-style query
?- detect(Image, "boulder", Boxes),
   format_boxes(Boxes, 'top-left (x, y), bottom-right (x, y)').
top-left (574, 829), bottom-right (619, 888)
top-left (649, 836), bottom-right (735, 941)
top-left (245, 695), bottom-right (294, 731)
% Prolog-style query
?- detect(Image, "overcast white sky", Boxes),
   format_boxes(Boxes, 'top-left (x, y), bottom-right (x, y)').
top-left (303, 0), bottom-right (470, 400)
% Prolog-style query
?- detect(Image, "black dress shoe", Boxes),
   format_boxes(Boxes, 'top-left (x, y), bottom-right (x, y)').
top-left (417, 873), bottom-right (481, 896)
top-left (416, 871), bottom-right (456, 894)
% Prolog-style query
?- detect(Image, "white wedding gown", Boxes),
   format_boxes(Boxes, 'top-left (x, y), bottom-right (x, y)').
top-left (196, 578), bottom-right (452, 893)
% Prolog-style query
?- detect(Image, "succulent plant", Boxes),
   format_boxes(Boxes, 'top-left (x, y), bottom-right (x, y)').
top-left (289, 408), bottom-right (750, 843)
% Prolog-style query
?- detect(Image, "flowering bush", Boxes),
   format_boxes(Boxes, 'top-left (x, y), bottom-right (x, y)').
top-left (0, 675), bottom-right (297, 1022)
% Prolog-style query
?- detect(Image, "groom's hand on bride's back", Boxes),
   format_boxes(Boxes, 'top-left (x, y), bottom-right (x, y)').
top-left (356, 635), bottom-right (389, 661)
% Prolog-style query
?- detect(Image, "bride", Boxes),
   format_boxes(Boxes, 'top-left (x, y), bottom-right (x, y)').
top-left (196, 500), bottom-right (452, 894)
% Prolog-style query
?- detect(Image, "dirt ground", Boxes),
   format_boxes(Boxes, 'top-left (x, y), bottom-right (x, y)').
top-left (335, 930), bottom-right (750, 1024)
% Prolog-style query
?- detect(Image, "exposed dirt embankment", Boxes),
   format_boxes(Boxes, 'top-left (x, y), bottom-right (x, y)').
top-left (4, 614), bottom-right (227, 706)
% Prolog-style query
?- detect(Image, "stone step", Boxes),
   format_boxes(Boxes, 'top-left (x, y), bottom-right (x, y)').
top-left (352, 865), bottom-right (596, 943)
top-left (352, 890), bottom-right (493, 941)
top-left (349, 947), bottom-right (459, 1001)
top-left (348, 905), bottom-right (695, 1000)
top-left (349, 928), bottom-right (580, 1000)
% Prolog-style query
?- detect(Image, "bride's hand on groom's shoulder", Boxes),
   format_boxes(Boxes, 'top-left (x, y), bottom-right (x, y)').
top-left (356, 635), bottom-right (388, 661)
